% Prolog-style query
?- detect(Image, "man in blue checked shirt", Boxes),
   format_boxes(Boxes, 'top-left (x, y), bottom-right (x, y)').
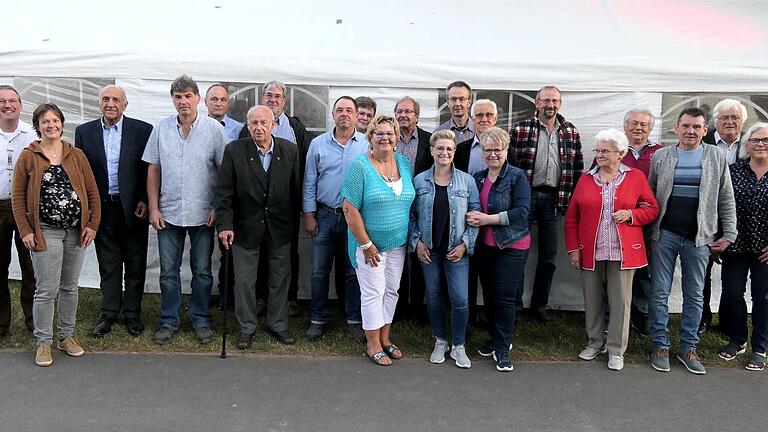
top-left (303, 96), bottom-right (369, 343)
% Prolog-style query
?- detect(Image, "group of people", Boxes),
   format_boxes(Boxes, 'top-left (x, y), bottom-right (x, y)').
top-left (0, 78), bottom-right (765, 374)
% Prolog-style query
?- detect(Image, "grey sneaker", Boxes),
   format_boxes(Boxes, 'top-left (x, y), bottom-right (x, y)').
top-left (430, 338), bottom-right (449, 364)
top-left (651, 347), bottom-right (671, 372)
top-left (677, 348), bottom-right (706, 375)
top-left (195, 327), bottom-right (214, 344)
top-left (450, 345), bottom-right (472, 369)
top-left (607, 354), bottom-right (624, 371)
top-left (578, 345), bottom-right (607, 361)
top-left (306, 323), bottom-right (325, 342)
top-left (154, 326), bottom-right (175, 345)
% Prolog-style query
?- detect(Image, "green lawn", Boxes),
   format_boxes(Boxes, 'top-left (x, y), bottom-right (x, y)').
top-left (0, 281), bottom-right (746, 368)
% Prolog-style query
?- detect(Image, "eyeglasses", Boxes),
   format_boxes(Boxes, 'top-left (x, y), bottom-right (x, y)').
top-left (449, 97), bottom-right (469, 103)
top-left (538, 98), bottom-right (561, 105)
top-left (717, 115), bottom-right (742, 122)
top-left (263, 92), bottom-right (284, 100)
top-left (748, 137), bottom-right (768, 146)
top-left (374, 131), bottom-right (396, 138)
top-left (474, 112), bottom-right (496, 118)
top-left (628, 121), bottom-right (650, 129)
top-left (593, 149), bottom-right (619, 155)
top-left (483, 148), bottom-right (505, 155)
top-left (395, 109), bottom-right (416, 116)
top-left (432, 146), bottom-right (455, 154)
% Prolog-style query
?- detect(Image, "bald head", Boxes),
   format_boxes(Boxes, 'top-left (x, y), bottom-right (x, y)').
top-left (99, 85), bottom-right (128, 127)
top-left (247, 105), bottom-right (275, 147)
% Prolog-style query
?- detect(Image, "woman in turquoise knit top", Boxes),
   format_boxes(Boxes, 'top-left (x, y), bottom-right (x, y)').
top-left (342, 115), bottom-right (415, 366)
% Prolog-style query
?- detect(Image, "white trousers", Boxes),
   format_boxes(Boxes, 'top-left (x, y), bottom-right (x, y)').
top-left (355, 246), bottom-right (406, 331)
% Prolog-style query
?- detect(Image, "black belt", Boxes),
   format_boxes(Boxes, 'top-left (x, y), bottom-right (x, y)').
top-left (531, 186), bottom-right (557, 193)
top-left (104, 194), bottom-right (121, 202)
top-left (317, 202), bottom-right (343, 214)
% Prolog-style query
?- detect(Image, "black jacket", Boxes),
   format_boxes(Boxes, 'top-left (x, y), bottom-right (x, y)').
top-left (215, 136), bottom-right (301, 249)
top-left (411, 126), bottom-right (433, 176)
top-left (74, 116), bottom-right (153, 228)
top-left (453, 136), bottom-right (474, 173)
top-left (239, 114), bottom-right (311, 179)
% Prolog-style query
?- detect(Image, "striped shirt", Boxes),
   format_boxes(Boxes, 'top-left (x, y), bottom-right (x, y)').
top-left (660, 145), bottom-right (703, 240)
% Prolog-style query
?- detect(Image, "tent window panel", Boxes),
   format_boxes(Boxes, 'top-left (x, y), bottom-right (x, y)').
top-left (289, 85), bottom-right (328, 135)
top-left (660, 93), bottom-right (768, 146)
top-left (437, 90), bottom-right (536, 131)
top-left (14, 77), bottom-right (114, 143)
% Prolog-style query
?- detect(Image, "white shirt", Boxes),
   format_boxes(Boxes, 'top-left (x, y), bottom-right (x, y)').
top-left (0, 121), bottom-right (36, 199)
top-left (714, 131), bottom-right (739, 165)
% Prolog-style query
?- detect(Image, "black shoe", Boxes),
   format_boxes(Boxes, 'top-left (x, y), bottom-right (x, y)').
top-left (531, 308), bottom-right (551, 323)
top-left (0, 327), bottom-right (8, 339)
top-left (124, 318), bottom-right (145, 336)
top-left (92, 317), bottom-right (116, 337)
top-left (268, 328), bottom-right (296, 345)
top-left (347, 323), bottom-right (366, 344)
top-left (237, 332), bottom-right (254, 350)
top-left (306, 323), bottom-right (325, 341)
top-left (697, 321), bottom-right (709, 336)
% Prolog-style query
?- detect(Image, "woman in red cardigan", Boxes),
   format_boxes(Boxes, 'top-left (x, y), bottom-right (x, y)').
top-left (565, 129), bottom-right (659, 371)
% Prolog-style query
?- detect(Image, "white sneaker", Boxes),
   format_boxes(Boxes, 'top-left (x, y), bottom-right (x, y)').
top-left (578, 345), bottom-right (607, 361)
top-left (430, 338), bottom-right (449, 364)
top-left (607, 354), bottom-right (624, 371)
top-left (450, 345), bottom-right (472, 369)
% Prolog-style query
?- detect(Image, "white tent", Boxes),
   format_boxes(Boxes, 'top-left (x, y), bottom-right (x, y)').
top-left (4, 0), bottom-right (764, 310)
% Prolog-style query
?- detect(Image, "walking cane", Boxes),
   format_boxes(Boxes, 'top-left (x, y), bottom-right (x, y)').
top-left (220, 245), bottom-right (231, 359)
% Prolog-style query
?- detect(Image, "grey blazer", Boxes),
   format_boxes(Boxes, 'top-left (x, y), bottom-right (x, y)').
top-left (647, 144), bottom-right (737, 247)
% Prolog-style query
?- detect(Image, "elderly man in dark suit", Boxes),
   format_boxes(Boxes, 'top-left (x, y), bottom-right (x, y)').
top-left (216, 105), bottom-right (302, 349)
top-left (75, 84), bottom-right (153, 337)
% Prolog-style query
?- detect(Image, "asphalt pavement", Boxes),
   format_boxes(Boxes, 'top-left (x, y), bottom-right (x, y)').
top-left (0, 350), bottom-right (764, 432)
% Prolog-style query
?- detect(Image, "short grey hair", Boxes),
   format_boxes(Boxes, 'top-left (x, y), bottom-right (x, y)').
top-left (740, 122), bottom-right (768, 160)
top-left (594, 128), bottom-right (629, 155)
top-left (170, 74), bottom-right (199, 95)
top-left (430, 129), bottom-right (456, 147)
top-left (263, 80), bottom-right (287, 95)
top-left (478, 127), bottom-right (510, 149)
top-left (471, 99), bottom-right (497, 116)
top-left (713, 99), bottom-right (748, 125)
top-left (395, 96), bottom-right (420, 116)
top-left (0, 85), bottom-right (21, 102)
top-left (535, 85), bottom-right (561, 100)
top-left (623, 107), bottom-right (655, 130)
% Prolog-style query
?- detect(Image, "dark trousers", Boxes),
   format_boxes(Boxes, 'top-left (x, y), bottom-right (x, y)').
top-left (629, 227), bottom-right (653, 318)
top-left (476, 243), bottom-right (529, 352)
top-left (0, 200), bottom-right (36, 331)
top-left (216, 240), bottom-right (235, 307)
top-left (256, 217), bottom-right (300, 303)
top-left (721, 253), bottom-right (768, 353)
top-left (94, 201), bottom-right (149, 320)
top-left (395, 252), bottom-right (427, 321)
top-left (528, 189), bottom-right (559, 310)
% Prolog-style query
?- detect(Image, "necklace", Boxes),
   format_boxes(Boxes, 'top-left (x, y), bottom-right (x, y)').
top-left (370, 151), bottom-right (395, 182)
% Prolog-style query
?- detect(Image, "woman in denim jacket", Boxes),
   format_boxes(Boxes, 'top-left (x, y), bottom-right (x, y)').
top-left (466, 127), bottom-right (531, 372)
top-left (410, 130), bottom-right (480, 368)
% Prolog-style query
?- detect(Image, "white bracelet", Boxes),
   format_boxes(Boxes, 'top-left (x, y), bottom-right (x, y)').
top-left (360, 241), bottom-right (373, 250)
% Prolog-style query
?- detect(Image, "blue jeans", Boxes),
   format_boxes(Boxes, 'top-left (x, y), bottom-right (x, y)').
top-left (649, 229), bottom-right (710, 351)
top-left (721, 253), bottom-right (768, 354)
top-left (476, 244), bottom-right (529, 352)
top-left (528, 189), bottom-right (559, 310)
top-left (420, 251), bottom-right (469, 347)
top-left (157, 223), bottom-right (214, 330)
top-left (309, 209), bottom-right (361, 324)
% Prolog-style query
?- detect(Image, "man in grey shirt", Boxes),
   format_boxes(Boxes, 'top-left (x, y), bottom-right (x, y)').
top-left (142, 75), bottom-right (228, 345)
top-left (435, 81), bottom-right (475, 144)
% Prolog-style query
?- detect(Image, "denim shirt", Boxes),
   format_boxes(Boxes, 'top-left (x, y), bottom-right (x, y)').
top-left (473, 163), bottom-right (531, 248)
top-left (409, 164), bottom-right (480, 255)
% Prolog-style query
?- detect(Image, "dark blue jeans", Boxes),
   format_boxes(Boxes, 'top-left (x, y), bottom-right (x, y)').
top-left (528, 189), bottom-right (558, 310)
top-left (421, 251), bottom-right (469, 346)
top-left (309, 209), bottom-right (361, 324)
top-left (476, 244), bottom-right (529, 352)
top-left (157, 223), bottom-right (214, 330)
top-left (721, 253), bottom-right (768, 353)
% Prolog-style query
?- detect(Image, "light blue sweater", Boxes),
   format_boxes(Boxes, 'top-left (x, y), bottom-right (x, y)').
top-left (342, 154), bottom-right (415, 267)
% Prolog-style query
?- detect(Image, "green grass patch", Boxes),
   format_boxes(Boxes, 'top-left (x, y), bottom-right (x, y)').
top-left (0, 281), bottom-right (748, 367)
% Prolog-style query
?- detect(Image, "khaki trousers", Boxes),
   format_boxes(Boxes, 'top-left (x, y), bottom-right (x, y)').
top-left (581, 261), bottom-right (636, 356)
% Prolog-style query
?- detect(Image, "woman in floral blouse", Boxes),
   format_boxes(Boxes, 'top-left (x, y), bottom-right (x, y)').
top-left (12, 103), bottom-right (100, 367)
top-left (718, 122), bottom-right (768, 371)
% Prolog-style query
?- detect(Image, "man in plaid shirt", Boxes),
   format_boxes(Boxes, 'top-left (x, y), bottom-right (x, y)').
top-left (508, 86), bottom-right (583, 322)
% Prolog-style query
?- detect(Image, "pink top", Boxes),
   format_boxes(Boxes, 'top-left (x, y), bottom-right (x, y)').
top-left (479, 176), bottom-right (531, 250)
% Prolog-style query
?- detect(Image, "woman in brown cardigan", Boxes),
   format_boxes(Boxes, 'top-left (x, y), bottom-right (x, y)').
top-left (12, 103), bottom-right (100, 367)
